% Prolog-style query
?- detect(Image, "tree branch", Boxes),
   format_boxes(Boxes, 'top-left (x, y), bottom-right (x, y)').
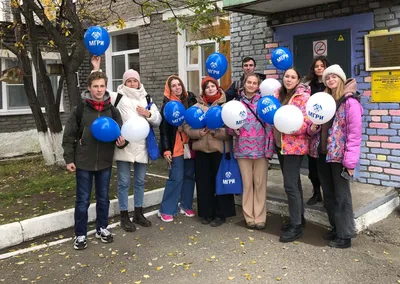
top-left (0, 40), bottom-right (19, 56)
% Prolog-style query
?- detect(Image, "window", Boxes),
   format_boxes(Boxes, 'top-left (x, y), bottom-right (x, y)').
top-left (0, 56), bottom-right (62, 114)
top-left (181, 16), bottom-right (231, 95)
top-left (110, 32), bottom-right (140, 90)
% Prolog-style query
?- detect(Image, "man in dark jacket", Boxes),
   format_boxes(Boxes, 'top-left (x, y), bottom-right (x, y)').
top-left (225, 57), bottom-right (266, 102)
top-left (62, 71), bottom-right (125, 250)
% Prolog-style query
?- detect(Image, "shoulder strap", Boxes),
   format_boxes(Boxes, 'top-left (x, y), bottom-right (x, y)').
top-left (76, 101), bottom-right (84, 127)
top-left (114, 93), bottom-right (123, 107)
top-left (242, 100), bottom-right (266, 130)
top-left (110, 105), bottom-right (118, 121)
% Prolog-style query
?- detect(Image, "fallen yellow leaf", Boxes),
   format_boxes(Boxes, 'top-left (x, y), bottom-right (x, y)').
top-left (16, 261), bottom-right (25, 265)
top-left (143, 275), bottom-right (150, 279)
top-left (192, 273), bottom-right (196, 277)
top-left (251, 260), bottom-right (257, 264)
top-left (276, 277), bottom-right (282, 281)
top-left (121, 269), bottom-right (126, 273)
top-left (228, 276), bottom-right (235, 280)
top-left (134, 281), bottom-right (141, 284)
top-left (258, 275), bottom-right (262, 279)
top-left (156, 266), bottom-right (163, 271)
top-left (159, 227), bottom-right (164, 231)
top-left (354, 259), bottom-right (360, 262)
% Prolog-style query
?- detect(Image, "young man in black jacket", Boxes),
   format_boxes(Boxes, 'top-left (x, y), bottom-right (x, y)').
top-left (225, 57), bottom-right (266, 102)
top-left (62, 71), bottom-right (126, 250)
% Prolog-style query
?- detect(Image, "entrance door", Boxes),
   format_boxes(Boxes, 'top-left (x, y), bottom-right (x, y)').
top-left (293, 30), bottom-right (351, 79)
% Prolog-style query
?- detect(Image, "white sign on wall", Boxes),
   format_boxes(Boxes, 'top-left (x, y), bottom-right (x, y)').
top-left (313, 40), bottom-right (328, 57)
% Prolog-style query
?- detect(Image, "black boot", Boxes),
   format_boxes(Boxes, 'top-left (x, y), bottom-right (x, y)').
top-left (120, 210), bottom-right (136, 232)
top-left (210, 217), bottom-right (226, 227)
top-left (132, 207), bottom-right (152, 227)
top-left (281, 215), bottom-right (306, 231)
top-left (279, 225), bottom-right (304, 243)
top-left (306, 189), bottom-right (323, 205)
top-left (323, 228), bottom-right (337, 240)
top-left (328, 237), bottom-right (351, 249)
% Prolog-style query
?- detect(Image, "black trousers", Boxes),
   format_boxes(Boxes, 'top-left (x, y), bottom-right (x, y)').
top-left (308, 155), bottom-right (321, 193)
top-left (195, 151), bottom-right (236, 219)
top-left (317, 155), bottom-right (355, 239)
top-left (276, 147), bottom-right (305, 226)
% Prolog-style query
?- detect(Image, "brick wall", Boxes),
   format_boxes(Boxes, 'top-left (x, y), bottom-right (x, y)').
top-left (229, 13), bottom-right (272, 82)
top-left (138, 14), bottom-right (179, 108)
top-left (229, 0), bottom-right (400, 186)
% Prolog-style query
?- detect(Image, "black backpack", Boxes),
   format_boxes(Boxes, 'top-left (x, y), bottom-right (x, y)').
top-left (76, 93), bottom-right (153, 127)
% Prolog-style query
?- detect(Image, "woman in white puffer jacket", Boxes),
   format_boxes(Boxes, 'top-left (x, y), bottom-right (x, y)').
top-left (92, 57), bottom-right (162, 233)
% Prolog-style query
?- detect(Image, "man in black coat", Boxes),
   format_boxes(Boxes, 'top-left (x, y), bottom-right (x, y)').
top-left (225, 57), bottom-right (266, 102)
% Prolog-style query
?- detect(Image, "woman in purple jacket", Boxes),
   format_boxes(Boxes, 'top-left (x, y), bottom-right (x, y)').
top-left (308, 65), bottom-right (363, 249)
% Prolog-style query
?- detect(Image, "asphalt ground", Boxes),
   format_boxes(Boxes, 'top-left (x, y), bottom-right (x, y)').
top-left (1, 207), bottom-right (399, 284)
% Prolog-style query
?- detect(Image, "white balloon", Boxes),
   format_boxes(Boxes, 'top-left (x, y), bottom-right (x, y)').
top-left (273, 105), bottom-right (304, 134)
top-left (260, 78), bottom-right (282, 97)
top-left (222, 100), bottom-right (248, 130)
top-left (306, 92), bottom-right (336, 125)
top-left (121, 116), bottom-right (150, 143)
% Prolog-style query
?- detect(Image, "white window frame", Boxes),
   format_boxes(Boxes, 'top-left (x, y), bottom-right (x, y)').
top-left (178, 30), bottom-right (231, 93)
top-left (177, 13), bottom-right (231, 92)
top-left (105, 29), bottom-right (140, 91)
top-left (0, 50), bottom-right (64, 116)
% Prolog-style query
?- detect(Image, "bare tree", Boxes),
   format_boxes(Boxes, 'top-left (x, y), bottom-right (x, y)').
top-left (0, 0), bottom-right (223, 165)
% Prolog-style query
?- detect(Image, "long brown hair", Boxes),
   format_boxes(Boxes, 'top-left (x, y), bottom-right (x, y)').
top-left (279, 68), bottom-right (301, 105)
top-left (167, 76), bottom-right (188, 108)
top-left (304, 56), bottom-right (330, 82)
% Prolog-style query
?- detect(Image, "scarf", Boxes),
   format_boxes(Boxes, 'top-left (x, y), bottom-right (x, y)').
top-left (86, 97), bottom-right (110, 111)
top-left (117, 84), bottom-right (148, 100)
top-left (202, 92), bottom-right (222, 105)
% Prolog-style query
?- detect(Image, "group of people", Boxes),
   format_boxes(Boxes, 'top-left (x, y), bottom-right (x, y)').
top-left (62, 55), bottom-right (362, 251)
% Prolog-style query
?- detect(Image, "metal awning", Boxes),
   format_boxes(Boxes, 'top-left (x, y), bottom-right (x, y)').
top-left (223, 0), bottom-right (340, 15)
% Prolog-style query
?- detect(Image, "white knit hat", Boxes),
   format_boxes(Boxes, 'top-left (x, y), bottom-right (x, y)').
top-left (122, 69), bottom-right (140, 85)
top-left (322, 64), bottom-right (346, 85)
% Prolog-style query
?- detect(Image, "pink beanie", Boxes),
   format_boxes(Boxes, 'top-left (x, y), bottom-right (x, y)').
top-left (122, 69), bottom-right (140, 85)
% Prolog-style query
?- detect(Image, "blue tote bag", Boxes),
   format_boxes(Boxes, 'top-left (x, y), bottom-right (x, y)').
top-left (146, 102), bottom-right (160, 161)
top-left (216, 139), bottom-right (243, 195)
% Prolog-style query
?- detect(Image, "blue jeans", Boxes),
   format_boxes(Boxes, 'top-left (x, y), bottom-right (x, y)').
top-left (75, 167), bottom-right (112, 236)
top-left (117, 161), bottom-right (147, 210)
top-left (159, 156), bottom-right (195, 215)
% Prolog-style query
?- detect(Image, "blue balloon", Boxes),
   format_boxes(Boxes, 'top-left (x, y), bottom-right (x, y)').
top-left (163, 101), bottom-right (186, 126)
top-left (206, 52), bottom-right (228, 80)
top-left (91, 117), bottom-right (120, 142)
top-left (84, 26), bottom-right (110, 56)
top-left (205, 106), bottom-right (224, 130)
top-left (271, 47), bottom-right (293, 71)
top-left (257, 96), bottom-right (281, 125)
top-left (184, 106), bottom-right (206, 129)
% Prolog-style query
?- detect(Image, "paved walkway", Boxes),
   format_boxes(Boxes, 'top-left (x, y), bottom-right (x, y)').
top-left (1, 208), bottom-right (399, 284)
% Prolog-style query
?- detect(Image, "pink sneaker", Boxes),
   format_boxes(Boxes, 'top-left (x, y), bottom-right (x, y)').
top-left (158, 211), bottom-right (173, 222)
top-left (180, 208), bottom-right (195, 217)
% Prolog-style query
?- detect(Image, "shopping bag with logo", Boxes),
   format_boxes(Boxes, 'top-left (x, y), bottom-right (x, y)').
top-left (146, 100), bottom-right (160, 161)
top-left (216, 139), bottom-right (243, 195)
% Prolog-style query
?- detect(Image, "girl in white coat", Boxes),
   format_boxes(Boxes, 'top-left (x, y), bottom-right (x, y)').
top-left (91, 57), bottom-right (162, 232)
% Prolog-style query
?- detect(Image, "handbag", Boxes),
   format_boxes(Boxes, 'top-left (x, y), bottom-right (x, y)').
top-left (216, 139), bottom-right (243, 195)
top-left (146, 101), bottom-right (160, 161)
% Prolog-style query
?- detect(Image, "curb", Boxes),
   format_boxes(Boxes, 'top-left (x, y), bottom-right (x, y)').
top-left (0, 188), bottom-right (166, 251)
top-left (234, 190), bottom-right (400, 232)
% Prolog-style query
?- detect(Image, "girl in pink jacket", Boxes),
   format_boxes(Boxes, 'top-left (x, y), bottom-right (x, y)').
top-left (273, 68), bottom-right (311, 243)
top-left (231, 74), bottom-right (274, 230)
top-left (308, 65), bottom-right (363, 249)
